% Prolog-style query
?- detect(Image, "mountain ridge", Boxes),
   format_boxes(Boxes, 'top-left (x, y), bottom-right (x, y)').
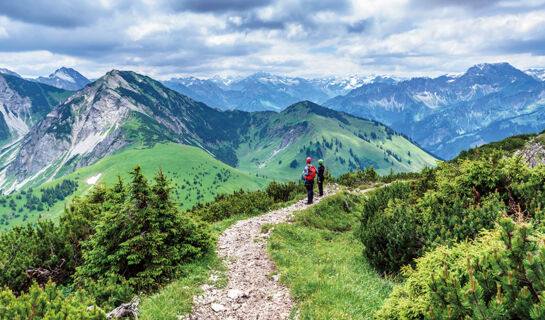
top-left (325, 62), bottom-right (545, 159)
top-left (0, 70), bottom-right (436, 192)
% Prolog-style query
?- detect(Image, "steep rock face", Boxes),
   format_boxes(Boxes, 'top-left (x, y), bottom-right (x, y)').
top-left (0, 74), bottom-right (71, 146)
top-left (514, 135), bottom-right (545, 168)
top-left (1, 70), bottom-right (249, 191)
top-left (325, 63), bottom-right (545, 159)
top-left (0, 76), bottom-right (32, 141)
top-left (6, 72), bottom-right (137, 184)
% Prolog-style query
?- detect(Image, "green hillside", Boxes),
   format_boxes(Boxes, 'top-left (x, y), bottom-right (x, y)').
top-left (236, 101), bottom-right (437, 178)
top-left (0, 143), bottom-right (268, 231)
top-left (455, 129), bottom-right (545, 161)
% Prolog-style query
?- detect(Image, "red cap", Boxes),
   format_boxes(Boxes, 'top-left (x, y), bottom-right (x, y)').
top-left (306, 157), bottom-right (312, 163)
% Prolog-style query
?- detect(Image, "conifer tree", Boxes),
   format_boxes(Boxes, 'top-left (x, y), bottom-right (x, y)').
top-left (76, 166), bottom-right (212, 291)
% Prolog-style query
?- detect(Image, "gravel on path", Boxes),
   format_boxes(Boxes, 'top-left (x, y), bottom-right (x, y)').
top-left (188, 187), bottom-right (337, 320)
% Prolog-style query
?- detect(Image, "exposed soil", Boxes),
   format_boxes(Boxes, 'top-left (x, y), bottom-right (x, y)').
top-left (188, 187), bottom-right (337, 320)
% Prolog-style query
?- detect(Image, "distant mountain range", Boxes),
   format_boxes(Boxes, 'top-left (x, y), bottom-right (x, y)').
top-left (0, 70), bottom-right (435, 193)
top-left (162, 73), bottom-right (392, 111)
top-left (325, 63), bottom-right (545, 159)
top-left (2, 62), bottom-right (545, 167)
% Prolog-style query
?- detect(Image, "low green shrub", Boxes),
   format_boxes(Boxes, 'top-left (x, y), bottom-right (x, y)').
top-left (376, 218), bottom-right (545, 320)
top-left (337, 166), bottom-right (379, 188)
top-left (78, 273), bottom-right (134, 311)
top-left (428, 218), bottom-right (545, 319)
top-left (265, 180), bottom-right (306, 203)
top-left (359, 156), bottom-right (545, 275)
top-left (361, 197), bottom-right (424, 273)
top-left (0, 220), bottom-right (75, 294)
top-left (0, 281), bottom-right (106, 319)
top-left (358, 182), bottom-right (422, 273)
top-left (190, 189), bottom-right (274, 222)
top-left (374, 230), bottom-right (500, 320)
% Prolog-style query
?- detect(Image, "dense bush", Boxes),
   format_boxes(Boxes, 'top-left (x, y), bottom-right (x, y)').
top-left (374, 229), bottom-right (500, 320)
top-left (76, 167), bottom-right (213, 291)
top-left (337, 166), bottom-right (378, 187)
top-left (0, 281), bottom-right (106, 319)
top-left (357, 155), bottom-right (545, 275)
top-left (357, 182), bottom-right (423, 272)
top-left (376, 218), bottom-right (545, 320)
top-left (190, 189), bottom-right (274, 222)
top-left (0, 220), bottom-right (75, 294)
top-left (428, 218), bottom-right (545, 319)
top-left (265, 180), bottom-right (306, 203)
top-left (191, 180), bottom-right (306, 222)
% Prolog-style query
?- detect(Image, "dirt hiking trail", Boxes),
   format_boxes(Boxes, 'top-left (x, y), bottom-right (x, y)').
top-left (188, 185), bottom-right (376, 320)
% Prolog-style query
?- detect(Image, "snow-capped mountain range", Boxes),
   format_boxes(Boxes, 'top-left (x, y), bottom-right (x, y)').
top-left (526, 68), bottom-right (545, 81)
top-left (1, 62), bottom-right (545, 167)
top-left (162, 72), bottom-right (395, 112)
top-left (325, 63), bottom-right (545, 159)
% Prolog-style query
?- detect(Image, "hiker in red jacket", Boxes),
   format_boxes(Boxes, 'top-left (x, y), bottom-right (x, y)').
top-left (301, 157), bottom-right (317, 204)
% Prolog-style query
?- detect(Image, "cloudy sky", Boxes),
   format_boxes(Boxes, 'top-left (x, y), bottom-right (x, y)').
top-left (1, 0), bottom-right (545, 80)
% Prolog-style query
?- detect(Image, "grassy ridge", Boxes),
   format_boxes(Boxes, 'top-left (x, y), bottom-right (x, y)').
top-left (0, 143), bottom-right (268, 231)
top-left (268, 192), bottom-right (393, 319)
top-left (236, 102), bottom-right (437, 180)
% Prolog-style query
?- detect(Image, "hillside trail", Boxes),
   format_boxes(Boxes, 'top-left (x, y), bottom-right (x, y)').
top-left (187, 184), bottom-right (377, 320)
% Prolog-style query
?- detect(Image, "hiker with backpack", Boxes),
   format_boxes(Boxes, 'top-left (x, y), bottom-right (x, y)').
top-left (317, 159), bottom-right (325, 197)
top-left (301, 157), bottom-right (317, 204)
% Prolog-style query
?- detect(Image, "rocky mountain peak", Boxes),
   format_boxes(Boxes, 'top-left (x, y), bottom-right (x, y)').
top-left (35, 67), bottom-right (90, 91)
top-left (0, 68), bottom-right (22, 78)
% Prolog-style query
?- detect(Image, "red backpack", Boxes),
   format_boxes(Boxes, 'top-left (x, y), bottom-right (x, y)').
top-left (305, 165), bottom-right (317, 180)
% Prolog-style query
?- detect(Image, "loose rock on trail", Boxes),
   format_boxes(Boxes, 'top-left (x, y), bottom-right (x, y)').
top-left (188, 187), bottom-right (337, 320)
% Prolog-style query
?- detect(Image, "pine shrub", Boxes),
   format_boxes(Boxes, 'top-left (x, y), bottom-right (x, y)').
top-left (0, 281), bottom-right (106, 319)
top-left (428, 218), bottom-right (545, 319)
top-left (265, 180), bottom-right (306, 203)
top-left (190, 189), bottom-right (274, 222)
top-left (76, 167), bottom-right (213, 291)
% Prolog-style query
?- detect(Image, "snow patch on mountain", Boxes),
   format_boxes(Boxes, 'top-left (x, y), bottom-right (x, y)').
top-left (526, 69), bottom-right (545, 81)
top-left (52, 69), bottom-right (76, 83)
top-left (86, 173), bottom-right (102, 185)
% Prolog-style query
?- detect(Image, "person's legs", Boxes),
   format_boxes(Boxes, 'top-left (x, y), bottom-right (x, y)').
top-left (318, 181), bottom-right (323, 196)
top-left (310, 180), bottom-right (314, 203)
top-left (305, 181), bottom-right (313, 204)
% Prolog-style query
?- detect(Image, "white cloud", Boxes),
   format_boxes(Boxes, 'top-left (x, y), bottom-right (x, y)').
top-left (0, 0), bottom-right (544, 80)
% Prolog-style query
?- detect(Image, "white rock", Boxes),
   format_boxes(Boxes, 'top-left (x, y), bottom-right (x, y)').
top-left (211, 303), bottom-right (226, 312)
top-left (227, 289), bottom-right (244, 299)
